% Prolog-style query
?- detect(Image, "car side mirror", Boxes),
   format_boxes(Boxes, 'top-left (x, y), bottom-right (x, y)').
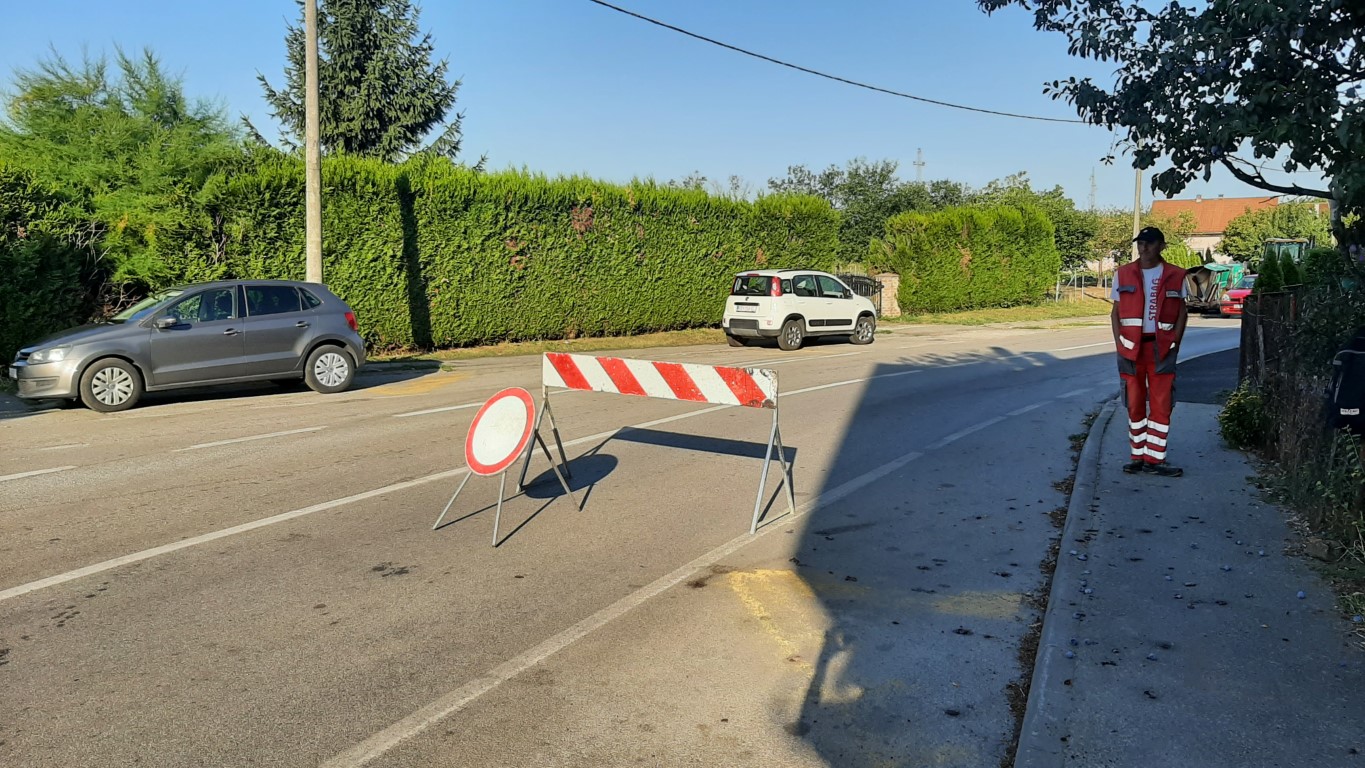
top-left (844, 289), bottom-right (853, 299)
top-left (154, 316), bottom-right (179, 330)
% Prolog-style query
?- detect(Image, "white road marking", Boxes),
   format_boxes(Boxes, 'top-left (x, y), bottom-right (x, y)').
top-left (0, 342), bottom-right (1129, 603)
top-left (1008, 402), bottom-right (1046, 417)
top-left (393, 402), bottom-right (482, 419)
top-left (1057, 387), bottom-right (1093, 399)
top-left (0, 407), bottom-right (730, 604)
top-left (1051, 342), bottom-right (1113, 352)
top-left (924, 416), bottom-right (1006, 450)
top-left (756, 351), bottom-right (862, 366)
top-left (0, 467), bottom-right (470, 604)
top-left (38, 443), bottom-right (89, 451)
top-left (176, 427), bottom-right (325, 452)
top-left (321, 445), bottom-right (927, 768)
top-left (0, 466), bottom-right (76, 483)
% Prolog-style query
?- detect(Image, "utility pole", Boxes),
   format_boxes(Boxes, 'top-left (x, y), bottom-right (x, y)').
top-left (913, 148), bottom-right (925, 183)
top-left (1131, 163), bottom-right (1143, 262)
top-left (304, 0), bottom-right (323, 284)
top-left (1088, 169), bottom-right (1097, 213)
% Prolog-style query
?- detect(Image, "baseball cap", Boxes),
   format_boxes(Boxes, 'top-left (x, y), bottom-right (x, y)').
top-left (1133, 226), bottom-right (1166, 243)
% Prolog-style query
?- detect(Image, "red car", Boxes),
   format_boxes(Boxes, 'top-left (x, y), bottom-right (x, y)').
top-left (1219, 274), bottom-right (1257, 317)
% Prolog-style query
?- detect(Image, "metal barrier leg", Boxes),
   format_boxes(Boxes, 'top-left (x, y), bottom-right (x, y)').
top-left (433, 472), bottom-right (472, 530)
top-left (538, 433), bottom-right (581, 510)
top-left (750, 413), bottom-right (780, 534)
top-left (544, 399), bottom-right (572, 479)
top-left (774, 425), bottom-right (796, 515)
top-left (517, 397), bottom-right (550, 491)
top-left (492, 472), bottom-right (507, 547)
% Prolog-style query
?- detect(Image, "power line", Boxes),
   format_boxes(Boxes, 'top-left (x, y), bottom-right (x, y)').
top-left (585, 0), bottom-right (1089, 125)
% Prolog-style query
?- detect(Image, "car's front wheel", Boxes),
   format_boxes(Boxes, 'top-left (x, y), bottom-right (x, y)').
top-left (79, 358), bottom-right (143, 413)
top-left (778, 319), bottom-right (804, 351)
top-left (850, 315), bottom-right (876, 345)
top-left (305, 346), bottom-right (355, 394)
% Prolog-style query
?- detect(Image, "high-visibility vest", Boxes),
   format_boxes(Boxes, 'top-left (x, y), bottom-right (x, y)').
top-left (1114, 260), bottom-right (1186, 361)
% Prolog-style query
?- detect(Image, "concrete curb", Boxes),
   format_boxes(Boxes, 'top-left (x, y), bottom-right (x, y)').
top-left (1013, 397), bottom-right (1119, 768)
top-left (359, 360), bottom-right (450, 374)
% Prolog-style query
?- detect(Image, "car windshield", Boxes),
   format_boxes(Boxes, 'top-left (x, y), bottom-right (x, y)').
top-left (110, 289), bottom-right (184, 323)
top-left (1235, 276), bottom-right (1257, 290)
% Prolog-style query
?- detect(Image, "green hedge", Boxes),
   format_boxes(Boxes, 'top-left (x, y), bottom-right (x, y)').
top-left (152, 154), bottom-right (840, 350)
top-left (870, 204), bottom-right (1060, 314)
top-left (0, 166), bottom-right (90, 362)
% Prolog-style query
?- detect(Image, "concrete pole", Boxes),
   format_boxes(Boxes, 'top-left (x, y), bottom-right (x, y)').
top-left (304, 0), bottom-right (323, 284)
top-left (1131, 163), bottom-right (1143, 263)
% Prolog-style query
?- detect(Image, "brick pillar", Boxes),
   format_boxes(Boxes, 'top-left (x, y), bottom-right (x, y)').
top-left (875, 272), bottom-right (901, 318)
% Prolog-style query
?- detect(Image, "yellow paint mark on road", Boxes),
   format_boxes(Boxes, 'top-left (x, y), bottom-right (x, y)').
top-left (726, 569), bottom-right (819, 669)
top-left (930, 590), bottom-right (1024, 620)
top-left (365, 372), bottom-right (468, 397)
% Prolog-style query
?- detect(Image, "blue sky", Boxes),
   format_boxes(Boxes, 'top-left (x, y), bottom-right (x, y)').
top-left (0, 0), bottom-right (1326, 210)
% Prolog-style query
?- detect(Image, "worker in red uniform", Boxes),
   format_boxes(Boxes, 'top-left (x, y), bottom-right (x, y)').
top-left (1111, 226), bottom-right (1189, 477)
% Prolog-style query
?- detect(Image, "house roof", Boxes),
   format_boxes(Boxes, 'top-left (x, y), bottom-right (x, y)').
top-left (1150, 195), bottom-right (1280, 235)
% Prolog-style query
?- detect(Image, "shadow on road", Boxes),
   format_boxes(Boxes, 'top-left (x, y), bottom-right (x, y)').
top-left (768, 345), bottom-right (1080, 766)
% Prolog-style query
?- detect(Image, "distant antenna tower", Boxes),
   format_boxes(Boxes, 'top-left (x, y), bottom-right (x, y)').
top-left (1089, 169), bottom-right (1097, 212)
top-left (913, 148), bottom-right (926, 183)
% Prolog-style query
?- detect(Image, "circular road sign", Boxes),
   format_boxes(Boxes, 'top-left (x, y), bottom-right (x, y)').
top-left (464, 388), bottom-right (536, 476)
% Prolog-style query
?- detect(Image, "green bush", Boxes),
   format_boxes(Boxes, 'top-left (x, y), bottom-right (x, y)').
top-left (0, 166), bottom-right (91, 363)
top-left (1163, 242), bottom-right (1204, 269)
top-left (1254, 250), bottom-right (1284, 293)
top-left (1219, 381), bottom-right (1272, 450)
top-left (1302, 246), bottom-right (1348, 283)
top-left (869, 204), bottom-right (1060, 313)
top-left (153, 153), bottom-right (841, 350)
top-left (1280, 250), bottom-right (1304, 287)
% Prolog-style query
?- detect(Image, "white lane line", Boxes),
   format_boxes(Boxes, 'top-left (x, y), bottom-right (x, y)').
top-left (393, 402), bottom-right (482, 419)
top-left (0, 405), bottom-right (732, 604)
top-left (321, 445), bottom-right (926, 768)
top-left (0, 466), bottom-right (76, 483)
top-left (39, 443), bottom-right (89, 451)
top-left (175, 427), bottom-right (325, 452)
top-left (0, 467), bottom-right (470, 604)
top-left (1051, 342), bottom-right (1113, 352)
top-left (1057, 387), bottom-right (1093, 399)
top-left (0, 349), bottom-right (1094, 602)
top-left (1008, 402), bottom-right (1046, 417)
top-left (924, 416), bottom-right (1006, 451)
top-left (758, 351), bottom-right (863, 367)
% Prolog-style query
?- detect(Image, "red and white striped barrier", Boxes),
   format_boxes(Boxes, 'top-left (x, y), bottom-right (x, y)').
top-left (542, 353), bottom-right (777, 409)
top-left (527, 352), bottom-right (794, 534)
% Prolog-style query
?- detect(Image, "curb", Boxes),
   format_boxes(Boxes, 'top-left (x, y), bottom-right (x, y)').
top-left (1013, 397), bottom-right (1118, 768)
top-left (359, 360), bottom-right (450, 374)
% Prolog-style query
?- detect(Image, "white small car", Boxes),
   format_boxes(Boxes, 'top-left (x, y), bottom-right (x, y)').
top-left (723, 270), bottom-right (877, 350)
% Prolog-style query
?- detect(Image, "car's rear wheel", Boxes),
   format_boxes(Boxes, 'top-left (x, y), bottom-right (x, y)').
top-left (305, 346), bottom-right (355, 394)
top-left (726, 334), bottom-right (748, 348)
top-left (79, 358), bottom-right (143, 413)
top-left (850, 315), bottom-right (876, 345)
top-left (778, 319), bottom-right (804, 351)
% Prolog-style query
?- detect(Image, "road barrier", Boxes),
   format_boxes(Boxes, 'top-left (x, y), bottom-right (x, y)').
top-left (531, 353), bottom-right (794, 533)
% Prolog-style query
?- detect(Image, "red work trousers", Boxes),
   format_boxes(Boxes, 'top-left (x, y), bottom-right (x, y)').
top-left (1121, 337), bottom-right (1175, 464)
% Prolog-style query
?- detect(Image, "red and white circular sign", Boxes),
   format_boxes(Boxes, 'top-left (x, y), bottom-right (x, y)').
top-left (464, 388), bottom-right (536, 476)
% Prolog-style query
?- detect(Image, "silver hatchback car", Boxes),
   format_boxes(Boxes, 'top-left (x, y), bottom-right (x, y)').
top-left (10, 280), bottom-right (367, 412)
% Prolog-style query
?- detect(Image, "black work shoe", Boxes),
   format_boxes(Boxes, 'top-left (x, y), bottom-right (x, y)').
top-left (1146, 462), bottom-right (1184, 477)
top-left (1122, 460), bottom-right (1148, 474)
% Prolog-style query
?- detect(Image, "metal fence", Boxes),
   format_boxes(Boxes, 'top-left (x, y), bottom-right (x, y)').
top-left (836, 274), bottom-right (883, 316)
top-left (1239, 292), bottom-right (1298, 385)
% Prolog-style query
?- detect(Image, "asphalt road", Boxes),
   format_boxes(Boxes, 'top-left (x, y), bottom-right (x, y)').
top-left (0, 317), bottom-right (1241, 767)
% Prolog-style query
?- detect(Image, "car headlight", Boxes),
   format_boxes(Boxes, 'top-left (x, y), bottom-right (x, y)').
top-left (28, 345), bottom-right (71, 363)
top-left (1220, 293), bottom-right (1231, 302)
